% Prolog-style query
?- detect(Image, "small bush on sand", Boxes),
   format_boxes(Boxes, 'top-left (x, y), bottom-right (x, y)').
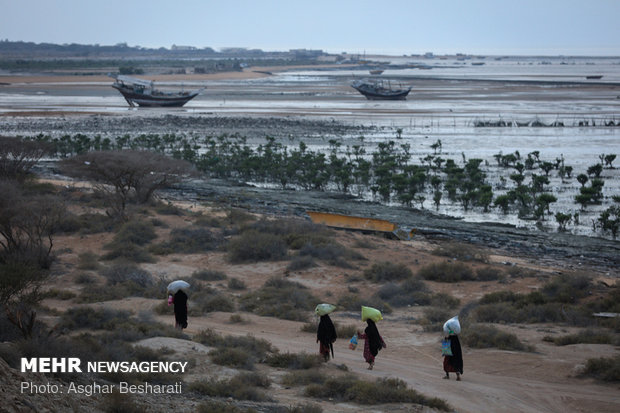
top-left (581, 354), bottom-right (620, 381)
top-left (432, 242), bottom-right (489, 263)
top-left (188, 372), bottom-right (271, 401)
top-left (298, 242), bottom-right (365, 268)
top-left (264, 352), bottom-right (322, 370)
top-left (101, 243), bottom-right (156, 263)
top-left (156, 227), bottom-right (222, 254)
top-left (193, 329), bottom-right (274, 359)
top-left (418, 261), bottom-right (476, 283)
top-left (100, 391), bottom-right (145, 413)
top-left (100, 264), bottom-right (153, 288)
top-left (304, 376), bottom-right (450, 410)
top-left (209, 347), bottom-right (255, 370)
top-left (287, 255), bottom-right (317, 271)
top-left (239, 277), bottom-right (319, 321)
top-left (191, 289), bottom-right (235, 313)
top-left (107, 220), bottom-right (157, 247)
top-left (77, 251), bottom-right (101, 270)
top-left (227, 230), bottom-right (288, 263)
top-left (461, 324), bottom-right (535, 352)
top-left (197, 400), bottom-right (257, 413)
top-left (228, 278), bottom-right (247, 290)
top-left (476, 266), bottom-right (505, 281)
top-left (281, 369), bottom-right (327, 387)
top-left (192, 269), bottom-right (227, 281)
top-left (364, 261), bottom-right (413, 282)
top-left (543, 329), bottom-right (616, 346)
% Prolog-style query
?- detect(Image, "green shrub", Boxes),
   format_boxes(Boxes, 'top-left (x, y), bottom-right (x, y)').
top-left (542, 273), bottom-right (591, 303)
top-left (77, 251), bottom-right (101, 270)
top-left (264, 352), bottom-right (322, 370)
top-left (74, 273), bottom-right (96, 284)
top-left (101, 243), bottom-right (156, 263)
top-left (100, 264), bottom-right (153, 287)
top-left (209, 347), bottom-right (255, 370)
top-left (364, 261), bottom-right (413, 282)
top-left (287, 255), bottom-right (317, 271)
top-left (281, 369), bottom-right (327, 387)
top-left (239, 277), bottom-right (319, 321)
top-left (154, 202), bottom-right (184, 216)
top-left (100, 392), bottom-right (145, 413)
top-left (432, 242), bottom-right (488, 263)
top-left (197, 400), bottom-right (257, 413)
top-left (582, 354), bottom-right (620, 381)
top-left (304, 376), bottom-right (450, 410)
top-left (191, 289), bottom-right (235, 313)
top-left (42, 289), bottom-right (76, 300)
top-left (544, 329), bottom-right (616, 346)
top-left (298, 242), bottom-right (365, 268)
top-left (107, 220), bottom-right (157, 247)
top-left (462, 324), bottom-right (535, 351)
top-left (188, 372), bottom-right (271, 401)
top-left (157, 227), bottom-right (222, 254)
top-left (227, 230), bottom-right (288, 263)
top-left (228, 278), bottom-right (247, 290)
top-left (418, 261), bottom-right (476, 282)
top-left (192, 269), bottom-right (227, 281)
top-left (193, 329), bottom-right (274, 360)
top-left (476, 266), bottom-right (505, 281)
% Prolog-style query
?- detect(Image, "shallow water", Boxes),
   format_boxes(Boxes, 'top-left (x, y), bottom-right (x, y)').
top-left (1, 56), bottom-right (619, 238)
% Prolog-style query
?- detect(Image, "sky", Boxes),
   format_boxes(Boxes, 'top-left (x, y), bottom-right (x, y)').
top-left (1, 0), bottom-right (619, 56)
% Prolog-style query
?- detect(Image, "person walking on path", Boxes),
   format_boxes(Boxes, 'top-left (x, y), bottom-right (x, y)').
top-left (316, 313), bottom-right (337, 362)
top-left (172, 290), bottom-right (188, 330)
top-left (443, 331), bottom-right (463, 380)
top-left (357, 319), bottom-right (386, 370)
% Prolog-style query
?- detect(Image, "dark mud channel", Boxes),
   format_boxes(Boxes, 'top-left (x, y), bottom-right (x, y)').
top-left (166, 178), bottom-right (620, 274)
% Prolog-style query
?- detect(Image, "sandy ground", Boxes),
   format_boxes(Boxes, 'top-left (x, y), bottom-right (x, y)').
top-left (29, 198), bottom-right (618, 413)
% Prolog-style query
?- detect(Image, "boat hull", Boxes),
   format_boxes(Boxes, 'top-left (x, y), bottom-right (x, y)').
top-left (352, 86), bottom-right (411, 100)
top-left (112, 85), bottom-right (199, 107)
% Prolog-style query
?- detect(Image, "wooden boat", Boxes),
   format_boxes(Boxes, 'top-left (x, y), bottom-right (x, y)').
top-left (369, 69), bottom-right (384, 75)
top-left (306, 211), bottom-right (415, 240)
top-left (351, 79), bottom-right (411, 100)
top-left (111, 75), bottom-right (203, 107)
top-left (586, 75), bottom-right (603, 80)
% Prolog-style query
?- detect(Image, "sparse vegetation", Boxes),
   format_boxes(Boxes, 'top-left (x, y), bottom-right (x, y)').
top-left (581, 354), bottom-right (620, 382)
top-left (418, 261), bottom-right (476, 282)
top-left (239, 277), bottom-right (319, 321)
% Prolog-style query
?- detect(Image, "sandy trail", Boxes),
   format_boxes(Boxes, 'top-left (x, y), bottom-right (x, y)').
top-left (134, 309), bottom-right (620, 413)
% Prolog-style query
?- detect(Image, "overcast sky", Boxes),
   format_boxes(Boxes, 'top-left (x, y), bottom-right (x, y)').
top-left (1, 0), bottom-right (619, 56)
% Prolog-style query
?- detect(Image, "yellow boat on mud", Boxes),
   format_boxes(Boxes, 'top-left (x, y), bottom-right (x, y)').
top-left (306, 211), bottom-right (415, 240)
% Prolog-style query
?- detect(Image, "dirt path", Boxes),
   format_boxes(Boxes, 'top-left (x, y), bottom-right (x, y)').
top-left (136, 309), bottom-right (619, 413)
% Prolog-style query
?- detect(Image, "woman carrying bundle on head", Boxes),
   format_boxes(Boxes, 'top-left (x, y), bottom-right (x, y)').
top-left (358, 306), bottom-right (386, 370)
top-left (442, 316), bottom-right (463, 381)
top-left (315, 303), bottom-right (337, 361)
top-left (317, 313), bottom-right (337, 362)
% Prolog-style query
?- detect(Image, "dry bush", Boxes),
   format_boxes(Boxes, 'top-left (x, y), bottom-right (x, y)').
top-left (582, 354), bottom-right (620, 382)
top-left (432, 241), bottom-right (489, 263)
top-left (189, 372), bottom-right (271, 401)
top-left (192, 269), bottom-right (227, 281)
top-left (0, 136), bottom-right (51, 181)
top-left (461, 324), bottom-right (535, 352)
top-left (364, 261), bottom-right (413, 282)
top-left (153, 227), bottom-right (222, 255)
top-left (227, 230), bottom-right (288, 263)
top-left (264, 352), bottom-right (322, 370)
top-left (239, 277), bottom-right (319, 321)
top-left (417, 261), bottom-right (476, 283)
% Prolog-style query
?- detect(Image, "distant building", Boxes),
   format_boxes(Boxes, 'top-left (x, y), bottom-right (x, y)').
top-left (290, 49), bottom-right (324, 59)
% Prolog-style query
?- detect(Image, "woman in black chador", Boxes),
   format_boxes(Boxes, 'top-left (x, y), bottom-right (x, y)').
top-left (173, 290), bottom-right (188, 330)
top-left (316, 314), bottom-right (337, 361)
top-left (443, 332), bottom-right (463, 380)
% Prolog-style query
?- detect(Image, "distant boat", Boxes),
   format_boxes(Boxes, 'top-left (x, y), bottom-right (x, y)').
top-left (471, 62), bottom-right (485, 66)
top-left (586, 75), bottom-right (603, 80)
top-left (369, 69), bottom-right (384, 75)
top-left (111, 75), bottom-right (203, 107)
top-left (351, 79), bottom-right (411, 100)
